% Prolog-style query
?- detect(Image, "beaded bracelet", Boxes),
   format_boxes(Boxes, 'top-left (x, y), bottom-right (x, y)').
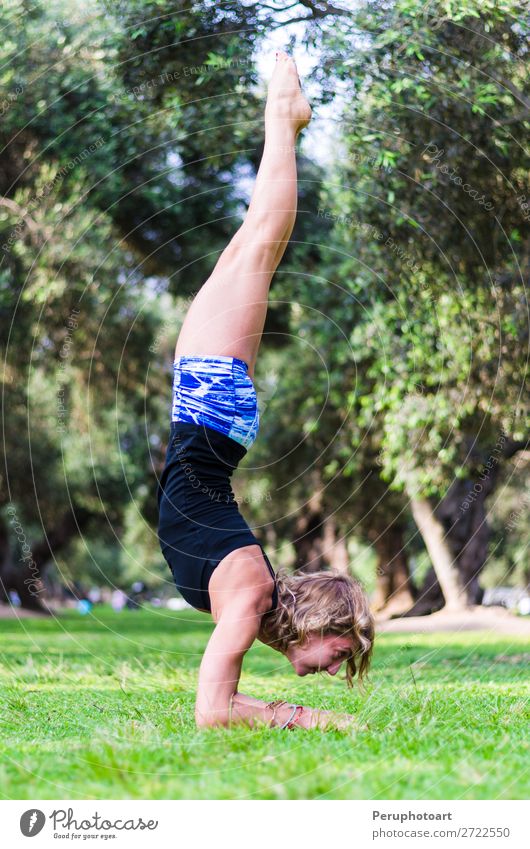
top-left (267, 700), bottom-right (305, 730)
top-left (266, 699), bottom-right (288, 727)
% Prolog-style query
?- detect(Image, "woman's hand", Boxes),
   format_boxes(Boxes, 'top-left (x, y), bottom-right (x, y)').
top-left (300, 707), bottom-right (365, 731)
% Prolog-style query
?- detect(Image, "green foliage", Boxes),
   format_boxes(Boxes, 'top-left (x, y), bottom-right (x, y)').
top-left (1, 0), bottom-right (528, 597)
top-left (305, 0), bottom-right (529, 497)
top-left (0, 0), bottom-right (263, 584)
top-left (242, 0), bottom-right (529, 585)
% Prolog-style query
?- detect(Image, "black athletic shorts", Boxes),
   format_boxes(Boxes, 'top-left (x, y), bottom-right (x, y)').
top-left (157, 420), bottom-right (278, 613)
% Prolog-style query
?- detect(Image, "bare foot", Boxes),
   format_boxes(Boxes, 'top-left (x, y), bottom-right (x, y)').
top-left (265, 51), bottom-right (312, 138)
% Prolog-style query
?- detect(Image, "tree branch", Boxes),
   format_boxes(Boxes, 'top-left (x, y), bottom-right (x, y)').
top-left (258, 2), bottom-right (300, 11)
top-left (489, 73), bottom-right (530, 112)
top-left (497, 108), bottom-right (530, 126)
top-left (0, 196), bottom-right (53, 242)
top-left (298, 0), bottom-right (354, 16)
top-left (256, 0), bottom-right (354, 27)
top-left (502, 437), bottom-right (530, 461)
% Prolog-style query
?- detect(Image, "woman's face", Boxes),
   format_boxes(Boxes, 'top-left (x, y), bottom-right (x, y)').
top-left (286, 633), bottom-right (355, 677)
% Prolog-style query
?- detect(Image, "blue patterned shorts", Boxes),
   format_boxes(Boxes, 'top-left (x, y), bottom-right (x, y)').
top-left (171, 355), bottom-right (260, 450)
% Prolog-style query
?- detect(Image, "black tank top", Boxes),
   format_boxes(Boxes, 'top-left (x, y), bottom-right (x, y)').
top-left (157, 421), bottom-right (278, 613)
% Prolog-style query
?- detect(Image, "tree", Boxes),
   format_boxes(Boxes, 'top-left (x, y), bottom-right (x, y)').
top-left (242, 0), bottom-right (529, 611)
top-left (316, 0), bottom-right (529, 608)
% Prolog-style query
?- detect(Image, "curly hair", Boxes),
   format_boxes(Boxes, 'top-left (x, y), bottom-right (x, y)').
top-left (260, 570), bottom-right (375, 687)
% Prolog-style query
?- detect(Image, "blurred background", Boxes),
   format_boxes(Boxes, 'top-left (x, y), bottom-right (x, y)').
top-left (0, 0), bottom-right (528, 621)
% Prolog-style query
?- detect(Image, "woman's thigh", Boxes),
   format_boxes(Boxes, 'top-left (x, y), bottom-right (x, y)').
top-left (175, 236), bottom-right (280, 379)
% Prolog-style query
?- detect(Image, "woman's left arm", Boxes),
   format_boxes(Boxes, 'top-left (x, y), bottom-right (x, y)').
top-left (195, 599), bottom-right (267, 728)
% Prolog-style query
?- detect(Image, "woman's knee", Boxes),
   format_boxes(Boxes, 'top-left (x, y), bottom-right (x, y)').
top-left (233, 216), bottom-right (287, 251)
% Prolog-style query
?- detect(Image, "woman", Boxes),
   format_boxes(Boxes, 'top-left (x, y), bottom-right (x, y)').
top-left (157, 52), bottom-right (374, 730)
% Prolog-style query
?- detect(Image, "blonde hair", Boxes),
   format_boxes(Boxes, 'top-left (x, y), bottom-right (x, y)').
top-left (261, 570), bottom-right (375, 688)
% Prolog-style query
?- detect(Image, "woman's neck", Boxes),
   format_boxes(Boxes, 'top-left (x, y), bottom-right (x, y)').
top-left (257, 619), bottom-right (284, 653)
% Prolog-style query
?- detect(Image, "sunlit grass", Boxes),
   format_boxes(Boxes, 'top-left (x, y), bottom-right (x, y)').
top-left (0, 606), bottom-right (528, 799)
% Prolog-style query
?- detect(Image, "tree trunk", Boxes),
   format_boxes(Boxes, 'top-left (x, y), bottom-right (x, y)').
top-left (293, 506), bottom-right (326, 572)
top-left (292, 470), bottom-right (327, 573)
top-left (433, 437), bottom-right (528, 604)
top-left (0, 509), bottom-right (49, 611)
top-left (0, 504), bottom-right (93, 612)
top-left (0, 515), bottom-right (11, 604)
top-left (369, 523), bottom-right (415, 614)
top-left (434, 479), bottom-right (491, 605)
top-left (322, 515), bottom-right (350, 573)
top-left (409, 496), bottom-right (470, 611)
top-left (401, 566), bottom-right (445, 617)
top-left (411, 436), bottom-right (529, 609)
top-left (402, 432), bottom-right (528, 615)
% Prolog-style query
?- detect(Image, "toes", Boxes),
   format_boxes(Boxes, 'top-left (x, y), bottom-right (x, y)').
top-left (276, 50), bottom-right (295, 68)
top-left (271, 52), bottom-right (303, 89)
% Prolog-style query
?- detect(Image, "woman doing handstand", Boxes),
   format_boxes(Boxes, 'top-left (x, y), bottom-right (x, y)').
top-left (157, 52), bottom-right (374, 730)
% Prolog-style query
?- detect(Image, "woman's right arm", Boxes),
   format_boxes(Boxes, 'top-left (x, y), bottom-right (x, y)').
top-left (229, 692), bottom-right (361, 731)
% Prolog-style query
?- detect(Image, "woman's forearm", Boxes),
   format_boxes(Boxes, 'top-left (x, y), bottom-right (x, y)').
top-left (229, 692), bottom-right (358, 731)
top-left (228, 692), bottom-right (275, 727)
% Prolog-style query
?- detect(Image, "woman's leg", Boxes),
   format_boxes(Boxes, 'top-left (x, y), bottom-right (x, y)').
top-left (174, 52), bottom-right (311, 380)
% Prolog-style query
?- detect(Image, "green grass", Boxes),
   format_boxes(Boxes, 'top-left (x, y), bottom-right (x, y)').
top-left (0, 606), bottom-right (528, 799)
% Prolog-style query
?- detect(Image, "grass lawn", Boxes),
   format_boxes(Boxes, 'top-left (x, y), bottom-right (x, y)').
top-left (0, 606), bottom-right (528, 800)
